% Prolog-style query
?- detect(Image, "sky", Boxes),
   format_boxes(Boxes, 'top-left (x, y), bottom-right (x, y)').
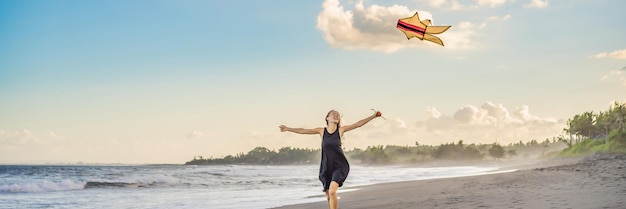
top-left (1, 0), bottom-right (625, 164)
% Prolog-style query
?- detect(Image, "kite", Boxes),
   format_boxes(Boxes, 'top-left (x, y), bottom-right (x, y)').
top-left (396, 12), bottom-right (451, 46)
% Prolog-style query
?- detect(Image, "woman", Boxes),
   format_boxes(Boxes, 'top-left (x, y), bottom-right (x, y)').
top-left (279, 110), bottom-right (382, 209)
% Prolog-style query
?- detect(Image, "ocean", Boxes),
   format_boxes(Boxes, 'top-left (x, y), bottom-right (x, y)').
top-left (0, 164), bottom-right (514, 209)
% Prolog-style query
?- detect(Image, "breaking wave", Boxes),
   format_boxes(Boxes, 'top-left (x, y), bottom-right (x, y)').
top-left (0, 179), bottom-right (85, 193)
top-left (0, 174), bottom-right (180, 193)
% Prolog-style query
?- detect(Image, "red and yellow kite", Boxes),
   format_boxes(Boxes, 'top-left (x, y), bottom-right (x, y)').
top-left (396, 12), bottom-right (451, 46)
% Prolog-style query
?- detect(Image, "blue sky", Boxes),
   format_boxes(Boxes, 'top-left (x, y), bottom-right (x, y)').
top-left (1, 0), bottom-right (625, 164)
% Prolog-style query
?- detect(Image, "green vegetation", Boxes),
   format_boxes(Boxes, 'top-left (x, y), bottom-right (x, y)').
top-left (431, 140), bottom-right (483, 161)
top-left (488, 143), bottom-right (505, 159)
top-left (185, 139), bottom-right (563, 165)
top-left (559, 102), bottom-right (626, 157)
top-left (186, 147), bottom-right (319, 165)
top-left (560, 129), bottom-right (626, 156)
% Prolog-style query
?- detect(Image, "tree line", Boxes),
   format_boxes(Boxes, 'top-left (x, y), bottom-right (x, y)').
top-left (562, 102), bottom-right (625, 144)
top-left (185, 139), bottom-right (562, 165)
top-left (186, 147), bottom-right (319, 165)
top-left (560, 102), bottom-right (626, 155)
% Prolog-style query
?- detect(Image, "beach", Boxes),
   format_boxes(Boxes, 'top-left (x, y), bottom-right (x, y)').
top-left (274, 153), bottom-right (626, 209)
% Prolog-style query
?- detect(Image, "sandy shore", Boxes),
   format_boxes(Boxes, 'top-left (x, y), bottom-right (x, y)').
top-left (273, 154), bottom-right (626, 209)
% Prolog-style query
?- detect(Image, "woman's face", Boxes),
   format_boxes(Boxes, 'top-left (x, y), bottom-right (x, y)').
top-left (327, 110), bottom-right (340, 124)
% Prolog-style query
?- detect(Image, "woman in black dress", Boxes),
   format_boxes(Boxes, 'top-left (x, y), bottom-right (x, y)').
top-left (279, 110), bottom-right (382, 209)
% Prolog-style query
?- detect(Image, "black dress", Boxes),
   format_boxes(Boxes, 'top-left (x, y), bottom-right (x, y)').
top-left (319, 127), bottom-right (350, 192)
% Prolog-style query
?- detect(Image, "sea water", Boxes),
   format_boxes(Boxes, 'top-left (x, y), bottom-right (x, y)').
top-left (0, 164), bottom-right (513, 209)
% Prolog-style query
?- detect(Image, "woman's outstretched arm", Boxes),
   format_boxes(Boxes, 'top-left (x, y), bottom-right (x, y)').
top-left (341, 111), bottom-right (382, 133)
top-left (279, 125), bottom-right (323, 135)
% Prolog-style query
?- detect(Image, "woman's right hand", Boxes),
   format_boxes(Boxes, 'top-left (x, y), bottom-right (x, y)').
top-left (279, 125), bottom-right (288, 132)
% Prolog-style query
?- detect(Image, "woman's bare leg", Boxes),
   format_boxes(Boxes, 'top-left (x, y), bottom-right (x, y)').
top-left (328, 181), bottom-right (339, 209)
top-left (325, 191), bottom-right (330, 208)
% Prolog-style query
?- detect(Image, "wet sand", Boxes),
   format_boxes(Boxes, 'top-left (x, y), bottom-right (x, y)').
top-left (273, 153), bottom-right (626, 209)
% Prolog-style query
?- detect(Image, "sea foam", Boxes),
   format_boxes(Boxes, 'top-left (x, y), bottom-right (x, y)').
top-left (0, 179), bottom-right (85, 193)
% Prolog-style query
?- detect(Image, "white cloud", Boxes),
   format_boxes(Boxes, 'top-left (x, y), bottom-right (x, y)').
top-left (600, 75), bottom-right (609, 81)
top-left (600, 70), bottom-right (626, 87)
top-left (591, 48), bottom-right (626, 60)
top-left (350, 102), bottom-right (563, 147)
top-left (421, 106), bottom-right (455, 131)
top-left (316, 0), bottom-right (482, 52)
top-left (593, 52), bottom-right (608, 59)
top-left (612, 50), bottom-right (626, 59)
top-left (487, 14), bottom-right (512, 21)
top-left (427, 0), bottom-right (448, 8)
top-left (417, 102), bottom-right (565, 144)
top-left (594, 49), bottom-right (626, 87)
top-left (482, 102), bottom-right (515, 122)
top-left (476, 0), bottom-right (508, 8)
top-left (350, 117), bottom-right (417, 148)
top-left (438, 21), bottom-right (483, 49)
top-left (454, 105), bottom-right (486, 124)
top-left (450, 0), bottom-right (467, 10)
top-left (424, 0), bottom-right (511, 10)
top-left (0, 129), bottom-right (40, 145)
top-left (524, 0), bottom-right (549, 9)
top-left (430, 0), bottom-right (466, 10)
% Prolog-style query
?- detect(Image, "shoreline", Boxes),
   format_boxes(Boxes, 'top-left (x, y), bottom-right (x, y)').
top-left (272, 153), bottom-right (626, 209)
